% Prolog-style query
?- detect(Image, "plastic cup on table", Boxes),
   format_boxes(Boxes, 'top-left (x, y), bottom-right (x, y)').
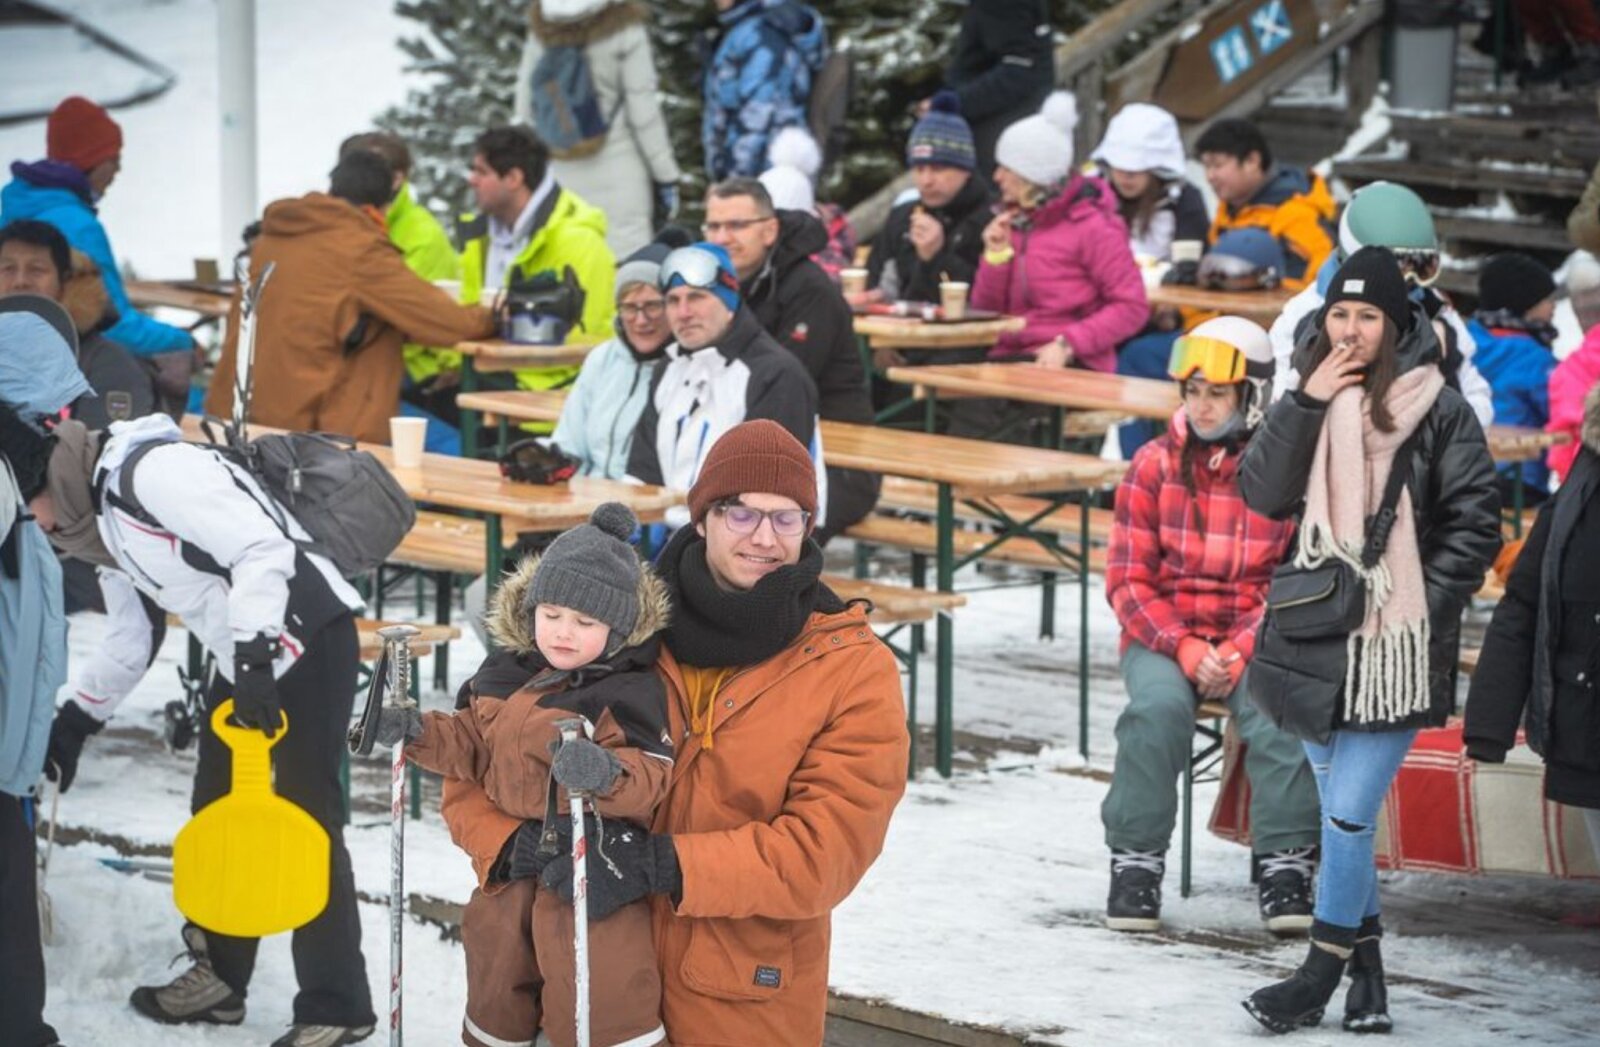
top-left (840, 268), bottom-right (869, 296)
top-left (390, 417), bottom-right (427, 469)
top-left (939, 281), bottom-right (969, 320)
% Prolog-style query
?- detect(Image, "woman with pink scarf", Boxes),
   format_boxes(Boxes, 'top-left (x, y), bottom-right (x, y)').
top-left (1235, 248), bottom-right (1500, 1035)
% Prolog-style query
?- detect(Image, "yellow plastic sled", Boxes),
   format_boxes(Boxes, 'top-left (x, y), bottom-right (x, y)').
top-left (173, 700), bottom-right (330, 937)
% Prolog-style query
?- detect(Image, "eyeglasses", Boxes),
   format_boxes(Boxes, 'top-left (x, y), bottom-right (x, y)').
top-left (661, 246), bottom-right (740, 297)
top-left (700, 217), bottom-right (774, 237)
top-left (1168, 335), bottom-right (1246, 384)
top-left (617, 301), bottom-right (665, 320)
top-left (713, 501), bottom-right (811, 537)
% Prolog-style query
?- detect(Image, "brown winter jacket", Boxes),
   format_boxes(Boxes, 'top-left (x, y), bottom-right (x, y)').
top-left (204, 192), bottom-right (495, 443)
top-left (441, 596), bottom-right (909, 1046)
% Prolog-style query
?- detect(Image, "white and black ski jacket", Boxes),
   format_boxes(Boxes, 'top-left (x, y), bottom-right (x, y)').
top-left (66, 415), bottom-right (363, 722)
top-left (626, 306), bottom-right (827, 525)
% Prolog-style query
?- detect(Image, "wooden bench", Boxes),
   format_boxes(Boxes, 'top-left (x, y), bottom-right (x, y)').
top-left (167, 613), bottom-right (458, 662)
top-left (873, 476), bottom-right (1115, 544)
top-left (844, 513), bottom-right (1109, 574)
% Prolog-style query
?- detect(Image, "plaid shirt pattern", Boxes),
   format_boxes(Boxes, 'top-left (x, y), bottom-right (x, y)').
top-left (1106, 416), bottom-right (1295, 661)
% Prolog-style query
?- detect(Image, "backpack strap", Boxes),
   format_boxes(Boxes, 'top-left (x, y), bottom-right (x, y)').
top-left (1360, 426), bottom-right (1427, 569)
top-left (93, 439), bottom-right (168, 528)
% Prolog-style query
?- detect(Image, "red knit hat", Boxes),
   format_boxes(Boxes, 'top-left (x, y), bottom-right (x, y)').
top-left (47, 96), bottom-right (123, 173)
top-left (688, 420), bottom-right (818, 526)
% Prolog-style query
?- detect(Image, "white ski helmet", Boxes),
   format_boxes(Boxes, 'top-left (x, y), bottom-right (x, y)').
top-left (1176, 315), bottom-right (1275, 429)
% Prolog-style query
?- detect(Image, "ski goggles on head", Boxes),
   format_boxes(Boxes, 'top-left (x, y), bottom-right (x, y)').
top-left (660, 246), bottom-right (740, 298)
top-left (1392, 249), bottom-right (1441, 287)
top-left (1168, 335), bottom-right (1246, 384)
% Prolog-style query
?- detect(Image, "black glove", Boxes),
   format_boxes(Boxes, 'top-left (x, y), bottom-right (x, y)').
top-left (231, 635), bottom-right (284, 737)
top-left (541, 825), bottom-right (679, 921)
top-left (502, 818), bottom-right (561, 881)
top-left (1161, 259), bottom-right (1200, 286)
top-left (45, 701), bottom-right (103, 793)
top-left (652, 180), bottom-right (680, 229)
top-left (374, 705), bottom-right (424, 748)
top-left (551, 736), bottom-right (622, 795)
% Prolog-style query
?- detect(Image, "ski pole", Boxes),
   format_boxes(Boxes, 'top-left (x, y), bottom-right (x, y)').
top-left (555, 718), bottom-right (591, 1047)
top-left (377, 625), bottom-right (419, 1047)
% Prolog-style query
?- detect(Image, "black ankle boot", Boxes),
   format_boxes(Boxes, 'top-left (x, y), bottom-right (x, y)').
top-left (1242, 920), bottom-right (1356, 1034)
top-left (1344, 916), bottom-right (1392, 1033)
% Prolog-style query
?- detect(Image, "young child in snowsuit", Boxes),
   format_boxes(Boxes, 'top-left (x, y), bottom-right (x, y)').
top-left (377, 502), bottom-right (671, 1047)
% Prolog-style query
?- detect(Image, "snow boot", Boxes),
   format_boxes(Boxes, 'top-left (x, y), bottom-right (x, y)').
top-left (1257, 846), bottom-right (1316, 937)
top-left (1343, 916), bottom-right (1392, 1034)
top-left (128, 923), bottom-right (245, 1026)
top-left (270, 1023), bottom-right (377, 1046)
top-left (1242, 921), bottom-right (1356, 1034)
top-left (1105, 849), bottom-right (1164, 932)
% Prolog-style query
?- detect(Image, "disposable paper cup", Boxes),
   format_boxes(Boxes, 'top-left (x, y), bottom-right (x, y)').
top-left (390, 417), bottom-right (427, 469)
top-left (939, 281), bottom-right (969, 320)
top-left (840, 268), bottom-right (869, 296)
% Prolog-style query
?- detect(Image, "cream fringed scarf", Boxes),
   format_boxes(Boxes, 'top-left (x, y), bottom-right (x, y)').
top-left (1293, 364), bottom-right (1445, 724)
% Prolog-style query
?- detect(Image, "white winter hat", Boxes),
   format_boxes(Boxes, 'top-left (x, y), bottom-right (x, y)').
top-left (1091, 103), bottom-right (1186, 181)
top-left (994, 91), bottom-right (1079, 187)
top-left (760, 126), bottom-right (821, 211)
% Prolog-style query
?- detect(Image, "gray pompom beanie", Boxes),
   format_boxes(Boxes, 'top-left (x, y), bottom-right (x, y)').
top-left (525, 502), bottom-right (641, 642)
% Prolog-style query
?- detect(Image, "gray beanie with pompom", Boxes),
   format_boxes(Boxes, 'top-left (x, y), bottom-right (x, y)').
top-left (525, 502), bottom-right (641, 642)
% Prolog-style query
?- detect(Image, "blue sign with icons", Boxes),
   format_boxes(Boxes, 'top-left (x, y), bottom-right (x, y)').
top-left (1251, 0), bottom-right (1293, 57)
top-left (1210, 26), bottom-right (1253, 84)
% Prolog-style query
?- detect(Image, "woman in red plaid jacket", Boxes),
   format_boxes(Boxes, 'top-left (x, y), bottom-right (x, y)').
top-left (1100, 315), bottom-right (1320, 937)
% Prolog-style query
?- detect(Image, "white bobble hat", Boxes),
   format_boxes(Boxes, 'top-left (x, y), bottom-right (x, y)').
top-left (994, 91), bottom-right (1079, 187)
top-left (1091, 103), bottom-right (1187, 181)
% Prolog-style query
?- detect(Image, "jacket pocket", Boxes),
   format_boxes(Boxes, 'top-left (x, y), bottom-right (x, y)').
top-left (1547, 678), bottom-right (1600, 774)
top-left (679, 916), bottom-right (794, 1003)
top-left (1248, 626), bottom-right (1346, 744)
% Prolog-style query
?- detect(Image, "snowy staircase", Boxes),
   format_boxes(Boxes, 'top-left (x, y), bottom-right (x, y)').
top-left (1330, 51), bottom-right (1597, 303)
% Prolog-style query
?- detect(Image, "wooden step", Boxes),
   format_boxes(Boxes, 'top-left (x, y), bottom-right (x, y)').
top-left (1333, 156), bottom-right (1588, 200)
top-left (1432, 211), bottom-right (1574, 253)
top-left (844, 514), bottom-right (1108, 573)
top-left (874, 476), bottom-right (1115, 543)
top-left (1390, 112), bottom-right (1600, 170)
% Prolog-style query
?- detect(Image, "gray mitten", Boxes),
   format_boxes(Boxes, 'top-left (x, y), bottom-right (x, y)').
top-left (375, 705), bottom-right (424, 748)
top-left (550, 736), bottom-right (622, 794)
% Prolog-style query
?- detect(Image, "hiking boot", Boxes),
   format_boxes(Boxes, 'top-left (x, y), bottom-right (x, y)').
top-left (270, 1023), bottom-right (377, 1046)
top-left (1105, 849), bottom-right (1164, 932)
top-left (1258, 846), bottom-right (1317, 937)
top-left (1344, 916), bottom-right (1392, 1034)
top-left (1242, 921), bottom-right (1355, 1034)
top-left (128, 924), bottom-right (245, 1026)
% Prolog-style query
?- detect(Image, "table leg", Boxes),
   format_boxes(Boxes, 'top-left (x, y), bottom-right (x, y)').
top-left (1049, 405), bottom-right (1065, 450)
top-left (460, 358), bottom-right (480, 458)
top-left (935, 482), bottom-right (955, 779)
top-left (433, 570), bottom-right (451, 693)
top-left (485, 513), bottom-right (504, 654)
top-left (909, 552), bottom-right (927, 780)
top-left (1512, 467), bottom-right (1525, 538)
top-left (924, 389), bottom-right (939, 435)
top-left (1079, 495), bottom-right (1091, 762)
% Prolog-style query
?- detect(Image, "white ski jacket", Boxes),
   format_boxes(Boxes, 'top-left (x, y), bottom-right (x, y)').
top-left (65, 416), bottom-right (362, 722)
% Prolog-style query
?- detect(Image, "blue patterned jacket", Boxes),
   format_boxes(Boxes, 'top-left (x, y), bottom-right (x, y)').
top-left (702, 0), bottom-right (827, 181)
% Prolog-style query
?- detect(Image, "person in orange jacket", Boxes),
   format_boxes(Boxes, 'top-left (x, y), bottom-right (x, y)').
top-left (1196, 118), bottom-right (1335, 292)
top-left (441, 420), bottom-right (909, 1046)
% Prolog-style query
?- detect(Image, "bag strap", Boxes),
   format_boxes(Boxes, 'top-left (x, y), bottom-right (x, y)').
top-left (1359, 426), bottom-right (1426, 569)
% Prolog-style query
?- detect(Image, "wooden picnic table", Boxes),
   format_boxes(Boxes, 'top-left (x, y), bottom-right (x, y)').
top-left (1486, 424), bottom-right (1570, 463)
top-left (177, 414), bottom-right (675, 589)
top-left (852, 312), bottom-right (1026, 350)
top-left (126, 279), bottom-right (234, 319)
top-left (454, 338), bottom-right (597, 452)
top-left (886, 362), bottom-right (1180, 431)
top-left (1145, 284), bottom-right (1295, 324)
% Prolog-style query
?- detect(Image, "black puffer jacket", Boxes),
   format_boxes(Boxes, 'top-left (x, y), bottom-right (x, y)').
top-left (867, 174), bottom-right (993, 304)
top-left (1239, 302), bottom-right (1502, 731)
top-left (945, 0), bottom-right (1053, 173)
top-left (1465, 384), bottom-right (1600, 808)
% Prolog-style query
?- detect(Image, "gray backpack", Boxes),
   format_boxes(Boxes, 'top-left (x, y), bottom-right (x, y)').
top-left (113, 426), bottom-right (415, 579)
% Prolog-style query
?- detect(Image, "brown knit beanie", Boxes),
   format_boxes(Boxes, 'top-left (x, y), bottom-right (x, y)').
top-left (688, 420), bottom-right (817, 526)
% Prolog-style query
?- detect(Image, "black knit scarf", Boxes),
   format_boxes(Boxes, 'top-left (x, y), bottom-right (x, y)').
top-left (655, 526), bottom-right (843, 668)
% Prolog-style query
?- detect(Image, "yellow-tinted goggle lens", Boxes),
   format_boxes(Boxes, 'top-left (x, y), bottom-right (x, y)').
top-left (1167, 335), bottom-right (1246, 383)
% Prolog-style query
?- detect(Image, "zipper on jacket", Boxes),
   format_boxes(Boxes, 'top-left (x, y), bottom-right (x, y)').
top-left (604, 359), bottom-right (648, 478)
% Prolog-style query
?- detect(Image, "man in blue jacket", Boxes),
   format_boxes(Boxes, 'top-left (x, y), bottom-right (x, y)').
top-left (0, 97), bottom-right (197, 373)
top-left (704, 0), bottom-right (827, 181)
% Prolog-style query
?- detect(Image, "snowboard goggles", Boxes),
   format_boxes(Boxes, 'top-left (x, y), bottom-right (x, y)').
top-left (660, 246), bottom-right (740, 298)
top-left (1393, 249), bottom-right (1441, 287)
top-left (1195, 253), bottom-right (1281, 291)
top-left (1167, 335), bottom-right (1246, 384)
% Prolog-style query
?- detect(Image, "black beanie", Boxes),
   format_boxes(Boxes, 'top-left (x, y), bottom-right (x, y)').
top-left (1325, 246), bottom-right (1411, 333)
top-left (1477, 252), bottom-right (1556, 316)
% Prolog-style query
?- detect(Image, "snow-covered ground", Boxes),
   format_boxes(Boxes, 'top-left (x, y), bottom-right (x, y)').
top-left (8, 2), bottom-right (1600, 1044)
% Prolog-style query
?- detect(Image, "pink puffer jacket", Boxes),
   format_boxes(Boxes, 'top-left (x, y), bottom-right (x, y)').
top-left (1547, 325), bottom-right (1600, 482)
top-left (971, 174), bottom-right (1149, 372)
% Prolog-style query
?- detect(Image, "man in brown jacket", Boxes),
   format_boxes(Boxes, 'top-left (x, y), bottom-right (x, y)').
top-left (206, 151), bottom-right (496, 443)
top-left (442, 420), bottom-right (909, 1046)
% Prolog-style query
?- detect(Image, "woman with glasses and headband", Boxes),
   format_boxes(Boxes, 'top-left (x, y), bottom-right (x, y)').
top-left (550, 228), bottom-right (691, 479)
top-left (1239, 247), bottom-right (1499, 1035)
top-left (1103, 316), bottom-right (1320, 937)
top-left (1269, 181), bottom-right (1495, 429)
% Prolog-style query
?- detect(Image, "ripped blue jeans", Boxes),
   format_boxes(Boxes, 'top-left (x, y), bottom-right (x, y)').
top-left (1302, 729), bottom-right (1418, 929)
